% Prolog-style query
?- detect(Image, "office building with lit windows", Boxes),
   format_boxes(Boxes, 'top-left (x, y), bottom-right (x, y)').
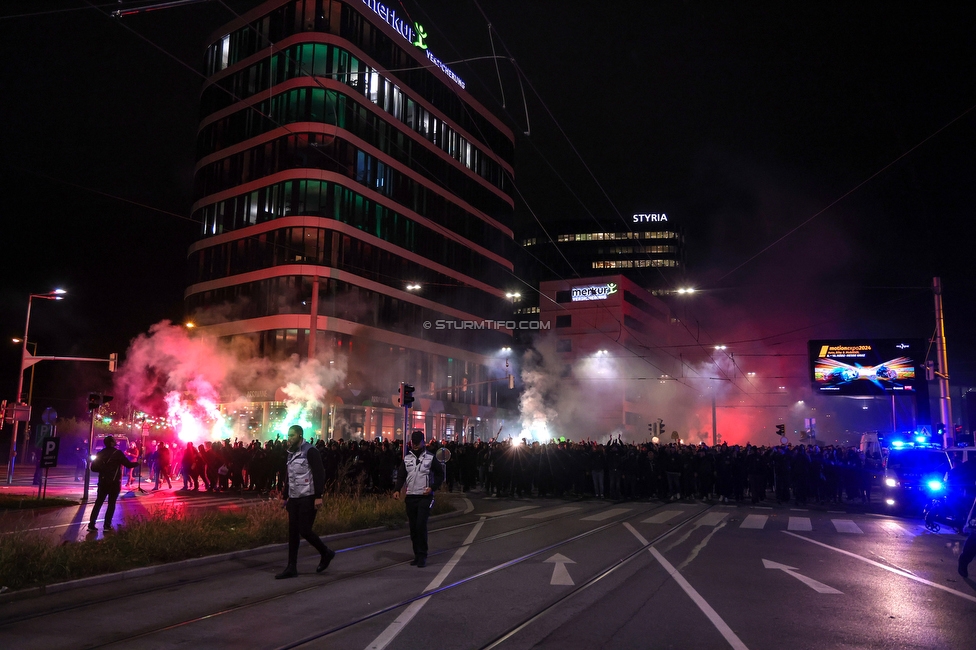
top-left (186, 0), bottom-right (517, 441)
top-left (521, 216), bottom-right (684, 285)
top-left (538, 274), bottom-right (685, 439)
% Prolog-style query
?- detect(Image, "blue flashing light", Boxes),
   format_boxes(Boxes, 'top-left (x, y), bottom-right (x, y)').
top-left (915, 436), bottom-right (926, 443)
top-left (891, 440), bottom-right (905, 448)
top-left (926, 479), bottom-right (944, 492)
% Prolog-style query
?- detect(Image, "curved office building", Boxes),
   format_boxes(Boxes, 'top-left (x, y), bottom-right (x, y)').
top-left (186, 0), bottom-right (517, 441)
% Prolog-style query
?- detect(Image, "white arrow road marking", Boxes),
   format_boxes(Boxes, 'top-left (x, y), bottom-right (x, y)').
top-left (544, 553), bottom-right (576, 585)
top-left (784, 531), bottom-right (976, 604)
top-left (763, 559), bottom-right (843, 594)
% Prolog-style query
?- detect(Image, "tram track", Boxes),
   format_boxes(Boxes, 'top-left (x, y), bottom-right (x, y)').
top-left (271, 502), bottom-right (715, 650)
top-left (67, 499), bottom-right (659, 648)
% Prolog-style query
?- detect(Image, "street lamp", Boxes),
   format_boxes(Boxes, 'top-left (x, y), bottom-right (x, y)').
top-left (7, 289), bottom-right (65, 484)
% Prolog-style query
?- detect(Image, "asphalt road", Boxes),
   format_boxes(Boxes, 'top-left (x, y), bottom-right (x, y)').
top-left (1, 494), bottom-right (974, 649)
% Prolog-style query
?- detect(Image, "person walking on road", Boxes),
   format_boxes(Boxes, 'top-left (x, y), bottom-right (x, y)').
top-left (393, 430), bottom-right (444, 568)
top-left (276, 425), bottom-right (336, 579)
top-left (88, 436), bottom-right (138, 531)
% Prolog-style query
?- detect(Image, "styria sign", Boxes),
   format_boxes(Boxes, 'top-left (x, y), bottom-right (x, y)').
top-left (571, 283), bottom-right (618, 302)
top-left (633, 213), bottom-right (668, 223)
top-left (361, 0), bottom-right (465, 89)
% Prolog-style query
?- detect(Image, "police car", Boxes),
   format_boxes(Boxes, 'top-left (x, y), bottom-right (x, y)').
top-left (882, 435), bottom-right (951, 512)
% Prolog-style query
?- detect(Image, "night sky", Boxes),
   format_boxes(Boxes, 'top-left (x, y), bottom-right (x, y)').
top-left (2, 0), bottom-right (974, 429)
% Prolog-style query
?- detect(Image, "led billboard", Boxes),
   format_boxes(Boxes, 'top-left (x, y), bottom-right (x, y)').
top-left (809, 339), bottom-right (925, 395)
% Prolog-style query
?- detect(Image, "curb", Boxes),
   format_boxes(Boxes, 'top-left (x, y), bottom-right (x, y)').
top-left (0, 496), bottom-right (469, 605)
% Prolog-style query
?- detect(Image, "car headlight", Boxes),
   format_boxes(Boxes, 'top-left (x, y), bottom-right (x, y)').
top-left (884, 478), bottom-right (897, 487)
top-left (926, 480), bottom-right (944, 492)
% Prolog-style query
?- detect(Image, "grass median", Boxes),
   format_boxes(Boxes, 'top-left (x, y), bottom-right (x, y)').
top-left (0, 495), bottom-right (79, 511)
top-left (0, 493), bottom-right (455, 592)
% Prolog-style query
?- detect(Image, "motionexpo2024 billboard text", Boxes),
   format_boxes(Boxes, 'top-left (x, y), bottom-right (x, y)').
top-left (808, 339), bottom-right (925, 395)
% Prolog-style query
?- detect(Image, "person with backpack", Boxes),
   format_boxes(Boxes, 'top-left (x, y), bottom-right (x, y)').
top-left (88, 436), bottom-right (138, 532)
top-left (275, 425), bottom-right (335, 579)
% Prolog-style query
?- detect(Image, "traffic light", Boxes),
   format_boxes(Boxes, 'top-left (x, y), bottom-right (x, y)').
top-left (398, 382), bottom-right (415, 407)
top-left (88, 393), bottom-right (113, 411)
top-left (108, 353), bottom-right (118, 372)
top-left (776, 424), bottom-right (786, 436)
top-left (658, 419), bottom-right (665, 436)
top-left (648, 423), bottom-right (654, 436)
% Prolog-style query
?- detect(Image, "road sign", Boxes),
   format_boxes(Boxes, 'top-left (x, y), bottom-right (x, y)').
top-left (35, 423), bottom-right (53, 448)
top-left (40, 437), bottom-right (60, 468)
top-left (3, 403), bottom-right (30, 422)
top-left (41, 407), bottom-right (58, 425)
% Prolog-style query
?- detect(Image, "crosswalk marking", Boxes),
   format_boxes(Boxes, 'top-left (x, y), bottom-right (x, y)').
top-left (697, 512), bottom-right (728, 527)
top-left (483, 506), bottom-right (540, 517)
top-left (880, 521), bottom-right (905, 533)
top-left (581, 508), bottom-right (631, 521)
top-left (523, 506), bottom-right (580, 519)
top-left (740, 514), bottom-right (768, 529)
top-left (788, 517), bottom-right (812, 531)
top-left (831, 519), bottom-right (863, 534)
top-left (642, 510), bottom-right (684, 524)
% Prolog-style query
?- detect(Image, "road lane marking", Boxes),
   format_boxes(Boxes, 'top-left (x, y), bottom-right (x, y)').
top-left (581, 508), bottom-right (631, 521)
top-left (483, 505), bottom-right (539, 517)
top-left (462, 498), bottom-right (474, 514)
top-left (522, 506), bottom-right (580, 519)
top-left (642, 510), bottom-right (684, 524)
top-left (831, 519), bottom-right (863, 534)
top-left (788, 517), bottom-right (812, 531)
top-left (366, 518), bottom-right (486, 650)
top-left (762, 559), bottom-right (843, 594)
top-left (739, 515), bottom-right (768, 530)
top-left (783, 531), bottom-right (976, 604)
top-left (544, 553), bottom-right (575, 585)
top-left (625, 523), bottom-right (749, 650)
top-left (697, 512), bottom-right (728, 527)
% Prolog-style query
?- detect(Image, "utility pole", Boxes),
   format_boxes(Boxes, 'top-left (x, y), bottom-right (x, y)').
top-left (933, 277), bottom-right (952, 447)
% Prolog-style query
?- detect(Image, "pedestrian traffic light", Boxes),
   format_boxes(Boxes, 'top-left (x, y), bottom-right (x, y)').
top-left (776, 424), bottom-right (785, 435)
top-left (398, 382), bottom-right (415, 407)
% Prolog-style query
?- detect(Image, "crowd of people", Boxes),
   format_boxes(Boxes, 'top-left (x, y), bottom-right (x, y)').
top-left (112, 435), bottom-right (882, 506)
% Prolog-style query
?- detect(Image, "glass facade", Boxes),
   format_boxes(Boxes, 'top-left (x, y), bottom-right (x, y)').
top-left (187, 0), bottom-right (517, 436)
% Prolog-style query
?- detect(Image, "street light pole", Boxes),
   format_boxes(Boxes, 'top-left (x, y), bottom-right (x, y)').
top-left (7, 290), bottom-right (64, 485)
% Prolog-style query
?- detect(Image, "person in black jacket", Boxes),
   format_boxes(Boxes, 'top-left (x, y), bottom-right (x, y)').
top-left (88, 436), bottom-right (138, 531)
top-left (276, 425), bottom-right (335, 579)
